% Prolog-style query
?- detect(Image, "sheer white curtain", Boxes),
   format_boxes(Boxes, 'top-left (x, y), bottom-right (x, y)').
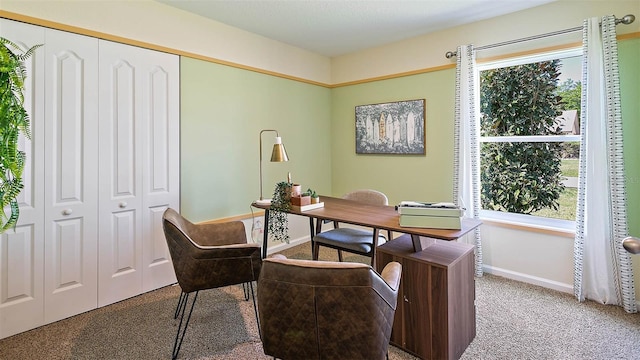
top-left (453, 45), bottom-right (483, 277)
top-left (574, 16), bottom-right (636, 313)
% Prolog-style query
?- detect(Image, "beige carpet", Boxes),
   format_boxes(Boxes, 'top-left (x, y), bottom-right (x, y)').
top-left (1, 243), bottom-right (639, 359)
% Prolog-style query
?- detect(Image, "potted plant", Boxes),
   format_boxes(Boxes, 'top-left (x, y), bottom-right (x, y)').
top-left (307, 188), bottom-right (320, 204)
top-left (268, 181), bottom-right (292, 243)
top-left (0, 38), bottom-right (40, 232)
top-left (292, 187), bottom-right (311, 206)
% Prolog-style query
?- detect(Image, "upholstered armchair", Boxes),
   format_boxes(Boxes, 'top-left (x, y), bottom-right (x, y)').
top-left (258, 255), bottom-right (402, 360)
top-left (162, 208), bottom-right (262, 360)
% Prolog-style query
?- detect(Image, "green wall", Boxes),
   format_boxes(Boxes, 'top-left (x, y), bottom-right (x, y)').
top-left (330, 69), bottom-right (457, 206)
top-left (181, 37), bottom-right (638, 228)
top-left (619, 38), bottom-right (640, 238)
top-left (180, 57), bottom-right (331, 222)
top-left (331, 38), bottom-right (639, 227)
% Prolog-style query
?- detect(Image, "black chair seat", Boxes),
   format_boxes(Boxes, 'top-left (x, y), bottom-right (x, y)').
top-left (314, 228), bottom-right (385, 254)
top-left (312, 189), bottom-right (391, 265)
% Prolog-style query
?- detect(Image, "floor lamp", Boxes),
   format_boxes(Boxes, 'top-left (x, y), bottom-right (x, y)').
top-left (256, 130), bottom-right (289, 205)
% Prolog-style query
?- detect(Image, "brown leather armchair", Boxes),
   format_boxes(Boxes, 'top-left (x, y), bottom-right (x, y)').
top-left (162, 208), bottom-right (262, 360)
top-left (258, 255), bottom-right (402, 360)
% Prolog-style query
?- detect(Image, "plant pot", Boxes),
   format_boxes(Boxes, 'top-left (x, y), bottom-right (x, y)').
top-left (311, 196), bottom-right (320, 204)
top-left (291, 184), bottom-right (302, 197)
top-left (291, 195), bottom-right (311, 206)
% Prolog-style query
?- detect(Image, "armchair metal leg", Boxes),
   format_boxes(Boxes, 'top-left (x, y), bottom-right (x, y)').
top-left (245, 281), bottom-right (261, 339)
top-left (172, 291), bottom-right (199, 360)
top-left (174, 291), bottom-right (187, 319)
top-left (242, 282), bottom-right (250, 301)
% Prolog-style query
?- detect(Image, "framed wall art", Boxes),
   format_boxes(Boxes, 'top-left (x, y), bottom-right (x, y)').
top-left (355, 99), bottom-right (425, 155)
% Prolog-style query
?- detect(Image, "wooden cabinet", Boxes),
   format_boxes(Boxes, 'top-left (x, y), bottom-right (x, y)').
top-left (377, 234), bottom-right (476, 360)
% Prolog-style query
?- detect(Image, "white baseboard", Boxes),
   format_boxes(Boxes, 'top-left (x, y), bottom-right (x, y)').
top-left (483, 264), bottom-right (574, 294)
top-left (483, 266), bottom-right (640, 309)
top-left (265, 236), bottom-right (310, 256)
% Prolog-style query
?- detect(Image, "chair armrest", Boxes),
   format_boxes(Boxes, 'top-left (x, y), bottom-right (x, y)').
top-left (190, 243), bottom-right (261, 260)
top-left (380, 261), bottom-right (402, 291)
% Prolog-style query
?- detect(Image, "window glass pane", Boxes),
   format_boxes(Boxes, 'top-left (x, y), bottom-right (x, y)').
top-left (478, 51), bottom-right (581, 224)
top-left (480, 141), bottom-right (579, 221)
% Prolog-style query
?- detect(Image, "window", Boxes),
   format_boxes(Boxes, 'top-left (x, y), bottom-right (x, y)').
top-left (477, 49), bottom-right (582, 229)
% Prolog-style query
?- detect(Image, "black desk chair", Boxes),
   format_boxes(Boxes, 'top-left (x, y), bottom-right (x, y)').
top-left (313, 189), bottom-right (392, 266)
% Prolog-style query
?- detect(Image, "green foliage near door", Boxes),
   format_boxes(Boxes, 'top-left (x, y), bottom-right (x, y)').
top-left (480, 60), bottom-right (565, 214)
top-left (0, 38), bottom-right (40, 232)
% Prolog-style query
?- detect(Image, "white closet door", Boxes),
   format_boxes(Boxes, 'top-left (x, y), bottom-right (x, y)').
top-left (0, 19), bottom-right (45, 339)
top-left (43, 29), bottom-right (99, 323)
top-left (140, 46), bottom-right (179, 292)
top-left (98, 41), bottom-right (178, 304)
top-left (97, 41), bottom-right (145, 306)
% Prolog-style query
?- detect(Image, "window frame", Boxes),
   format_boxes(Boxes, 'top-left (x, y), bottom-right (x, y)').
top-left (476, 48), bottom-right (583, 231)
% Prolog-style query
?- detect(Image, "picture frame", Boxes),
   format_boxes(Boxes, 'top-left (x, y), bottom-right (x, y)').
top-left (355, 99), bottom-right (426, 155)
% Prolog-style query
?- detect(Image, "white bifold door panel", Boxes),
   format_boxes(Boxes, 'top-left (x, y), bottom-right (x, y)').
top-left (43, 29), bottom-right (100, 324)
top-left (0, 20), bottom-right (46, 339)
top-left (0, 18), bottom-right (179, 339)
top-left (98, 41), bottom-right (178, 306)
top-left (139, 48), bottom-right (179, 293)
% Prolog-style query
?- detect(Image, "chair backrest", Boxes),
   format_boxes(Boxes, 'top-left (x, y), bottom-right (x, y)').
top-left (162, 208), bottom-right (261, 293)
top-left (343, 189), bottom-right (389, 206)
top-left (258, 257), bottom-right (401, 360)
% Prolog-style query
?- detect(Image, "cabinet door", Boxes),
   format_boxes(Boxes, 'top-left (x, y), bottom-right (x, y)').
top-left (402, 258), bottom-right (433, 359)
top-left (0, 19), bottom-right (45, 339)
top-left (139, 46), bottom-right (179, 292)
top-left (43, 29), bottom-right (99, 324)
top-left (376, 247), bottom-right (405, 348)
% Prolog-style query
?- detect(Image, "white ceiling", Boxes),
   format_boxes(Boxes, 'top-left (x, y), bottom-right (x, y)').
top-left (157, 0), bottom-right (556, 57)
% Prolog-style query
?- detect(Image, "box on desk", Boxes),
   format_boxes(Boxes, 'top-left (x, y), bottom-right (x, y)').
top-left (398, 201), bottom-right (463, 229)
top-left (399, 214), bottom-right (462, 229)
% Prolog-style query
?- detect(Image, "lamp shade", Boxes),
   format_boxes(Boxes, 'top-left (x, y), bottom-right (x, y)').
top-left (270, 137), bottom-right (289, 162)
top-left (258, 130), bottom-right (289, 203)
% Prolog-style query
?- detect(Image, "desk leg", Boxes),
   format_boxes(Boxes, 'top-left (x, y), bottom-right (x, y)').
top-left (411, 234), bottom-right (422, 252)
top-left (309, 217), bottom-right (315, 258)
top-left (410, 234), bottom-right (436, 253)
top-left (262, 209), bottom-right (270, 259)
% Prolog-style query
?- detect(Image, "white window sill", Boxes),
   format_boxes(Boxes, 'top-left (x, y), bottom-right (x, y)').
top-left (479, 210), bottom-right (576, 238)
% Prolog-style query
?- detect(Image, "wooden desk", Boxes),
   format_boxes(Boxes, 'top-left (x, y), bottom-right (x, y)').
top-left (253, 195), bottom-right (480, 360)
top-left (252, 195), bottom-right (481, 259)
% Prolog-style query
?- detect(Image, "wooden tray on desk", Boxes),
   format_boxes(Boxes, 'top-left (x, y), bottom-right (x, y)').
top-left (290, 202), bottom-right (324, 212)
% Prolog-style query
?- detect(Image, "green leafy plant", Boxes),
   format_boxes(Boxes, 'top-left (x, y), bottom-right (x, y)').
top-left (268, 181), bottom-right (292, 243)
top-left (0, 38), bottom-right (40, 232)
top-left (305, 188), bottom-right (318, 198)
